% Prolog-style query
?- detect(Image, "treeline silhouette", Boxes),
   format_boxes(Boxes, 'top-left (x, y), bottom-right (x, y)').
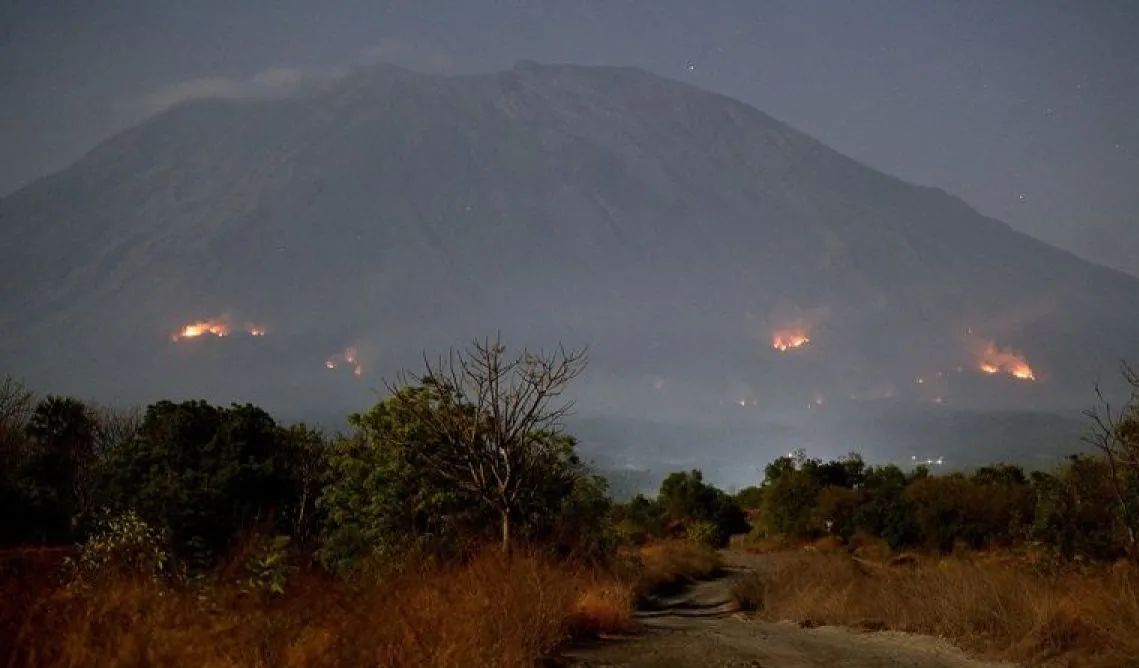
top-left (3, 359), bottom-right (1139, 568)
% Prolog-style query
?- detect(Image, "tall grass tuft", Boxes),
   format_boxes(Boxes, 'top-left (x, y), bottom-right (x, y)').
top-left (6, 549), bottom-right (635, 668)
top-left (757, 551), bottom-right (1139, 668)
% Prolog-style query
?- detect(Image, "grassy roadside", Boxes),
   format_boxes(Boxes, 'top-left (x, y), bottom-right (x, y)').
top-left (632, 541), bottom-right (722, 600)
top-left (3, 541), bottom-right (721, 668)
top-left (4, 549), bottom-right (627, 667)
top-left (738, 544), bottom-right (1139, 668)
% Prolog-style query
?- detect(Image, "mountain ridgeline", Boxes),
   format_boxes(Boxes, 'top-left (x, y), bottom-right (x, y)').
top-left (2, 62), bottom-right (1136, 479)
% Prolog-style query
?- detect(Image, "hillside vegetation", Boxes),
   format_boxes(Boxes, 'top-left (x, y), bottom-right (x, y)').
top-left (2, 349), bottom-right (1139, 666)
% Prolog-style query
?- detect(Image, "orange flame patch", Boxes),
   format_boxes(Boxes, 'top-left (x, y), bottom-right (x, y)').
top-left (772, 329), bottom-right (811, 352)
top-left (975, 340), bottom-right (1036, 382)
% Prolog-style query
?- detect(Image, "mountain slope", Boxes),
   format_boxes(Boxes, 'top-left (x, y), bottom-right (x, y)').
top-left (2, 62), bottom-right (1136, 444)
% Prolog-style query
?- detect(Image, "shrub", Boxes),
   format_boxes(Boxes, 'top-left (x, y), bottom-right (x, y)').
top-left (655, 470), bottom-right (748, 546)
top-left (69, 509), bottom-right (169, 584)
top-left (685, 520), bottom-right (722, 548)
top-left (729, 571), bottom-right (764, 611)
top-left (239, 535), bottom-right (294, 597)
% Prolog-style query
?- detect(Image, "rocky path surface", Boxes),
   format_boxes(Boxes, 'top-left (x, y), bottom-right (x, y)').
top-left (559, 551), bottom-right (1011, 668)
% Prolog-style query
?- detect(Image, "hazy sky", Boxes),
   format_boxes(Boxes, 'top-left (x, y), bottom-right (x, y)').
top-left (2, 1), bottom-right (1136, 264)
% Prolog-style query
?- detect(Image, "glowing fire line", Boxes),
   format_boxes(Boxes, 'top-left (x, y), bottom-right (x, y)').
top-left (772, 329), bottom-right (810, 352)
top-left (171, 317), bottom-right (266, 342)
top-left (975, 340), bottom-right (1036, 382)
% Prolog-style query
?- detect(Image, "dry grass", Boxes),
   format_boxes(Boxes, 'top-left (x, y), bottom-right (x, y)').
top-left (5, 550), bottom-right (636, 668)
top-left (757, 550), bottom-right (1139, 667)
top-left (633, 541), bottom-right (721, 599)
top-left (570, 581), bottom-right (637, 636)
top-left (728, 571), bottom-right (764, 611)
top-left (0, 547), bottom-right (73, 661)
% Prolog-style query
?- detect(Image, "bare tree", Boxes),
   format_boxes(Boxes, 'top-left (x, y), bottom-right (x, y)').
top-left (0, 376), bottom-right (34, 472)
top-left (1084, 362), bottom-right (1139, 559)
top-left (89, 404), bottom-right (143, 457)
top-left (387, 337), bottom-right (587, 551)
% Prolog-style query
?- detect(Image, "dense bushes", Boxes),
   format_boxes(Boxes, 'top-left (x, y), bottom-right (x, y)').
top-left (746, 448), bottom-right (1136, 560)
top-left (97, 401), bottom-right (320, 561)
top-left (0, 353), bottom-right (634, 667)
top-left (0, 341), bottom-right (613, 575)
top-left (318, 382), bottom-right (613, 572)
top-left (611, 469), bottom-right (748, 547)
top-left (739, 365), bottom-right (1139, 561)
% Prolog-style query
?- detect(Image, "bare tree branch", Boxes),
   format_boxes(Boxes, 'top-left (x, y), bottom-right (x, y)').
top-left (384, 339), bottom-right (587, 551)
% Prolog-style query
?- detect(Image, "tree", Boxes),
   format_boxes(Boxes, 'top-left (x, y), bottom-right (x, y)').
top-left (813, 486), bottom-right (865, 539)
top-left (0, 376), bottom-right (33, 470)
top-left (0, 377), bottom-right (36, 544)
top-left (279, 424), bottom-right (328, 545)
top-left (23, 396), bottom-right (97, 538)
top-left (1032, 457), bottom-right (1124, 560)
top-left (386, 338), bottom-right (588, 552)
top-left (854, 464), bottom-right (919, 548)
top-left (98, 400), bottom-right (306, 561)
top-left (1084, 363), bottom-right (1139, 559)
top-left (658, 470), bottom-right (714, 520)
top-left (318, 389), bottom-right (481, 570)
top-left (612, 494), bottom-right (665, 544)
top-left (541, 473), bottom-right (615, 561)
top-left (761, 468), bottom-right (820, 537)
top-left (803, 452), bottom-right (865, 489)
top-left (89, 404), bottom-right (142, 459)
top-left (735, 485), bottom-right (764, 511)
top-left (656, 470), bottom-right (748, 546)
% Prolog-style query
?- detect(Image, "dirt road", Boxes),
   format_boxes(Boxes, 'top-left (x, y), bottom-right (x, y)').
top-left (559, 552), bottom-right (1010, 668)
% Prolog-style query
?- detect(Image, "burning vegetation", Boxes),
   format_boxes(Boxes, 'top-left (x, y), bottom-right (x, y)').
top-left (975, 340), bottom-right (1036, 381)
top-left (325, 346), bottom-right (363, 376)
top-left (170, 317), bottom-right (266, 342)
top-left (171, 320), bottom-right (229, 341)
top-left (772, 329), bottom-right (811, 352)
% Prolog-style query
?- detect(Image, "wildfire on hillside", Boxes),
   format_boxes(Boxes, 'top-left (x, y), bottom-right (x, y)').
top-left (171, 317), bottom-right (266, 342)
top-left (772, 329), bottom-right (811, 352)
top-left (326, 346), bottom-right (363, 377)
top-left (171, 320), bottom-right (229, 341)
top-left (975, 340), bottom-right (1036, 381)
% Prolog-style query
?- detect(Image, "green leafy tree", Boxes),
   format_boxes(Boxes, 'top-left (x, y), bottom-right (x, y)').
top-left (1032, 457), bottom-right (1126, 560)
top-left (98, 400), bottom-right (306, 562)
top-left (761, 468), bottom-right (820, 537)
top-left (385, 338), bottom-right (588, 552)
top-left (657, 469), bottom-right (748, 546)
top-left (542, 473), bottom-right (615, 561)
top-left (21, 396), bottom-right (96, 540)
top-left (853, 464), bottom-right (919, 548)
top-left (318, 389), bottom-right (479, 571)
top-left (812, 486), bottom-right (865, 539)
top-left (735, 485), bottom-right (764, 511)
top-left (905, 471), bottom-right (1032, 552)
top-left (278, 424), bottom-right (328, 545)
top-left (612, 494), bottom-right (665, 544)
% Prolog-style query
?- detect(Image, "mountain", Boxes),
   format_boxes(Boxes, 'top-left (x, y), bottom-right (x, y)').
top-left (2, 62), bottom-right (1135, 474)
top-left (1055, 219), bottom-right (1139, 279)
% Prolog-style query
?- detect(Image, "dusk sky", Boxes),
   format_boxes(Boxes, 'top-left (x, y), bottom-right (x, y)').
top-left (2, 1), bottom-right (1137, 265)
